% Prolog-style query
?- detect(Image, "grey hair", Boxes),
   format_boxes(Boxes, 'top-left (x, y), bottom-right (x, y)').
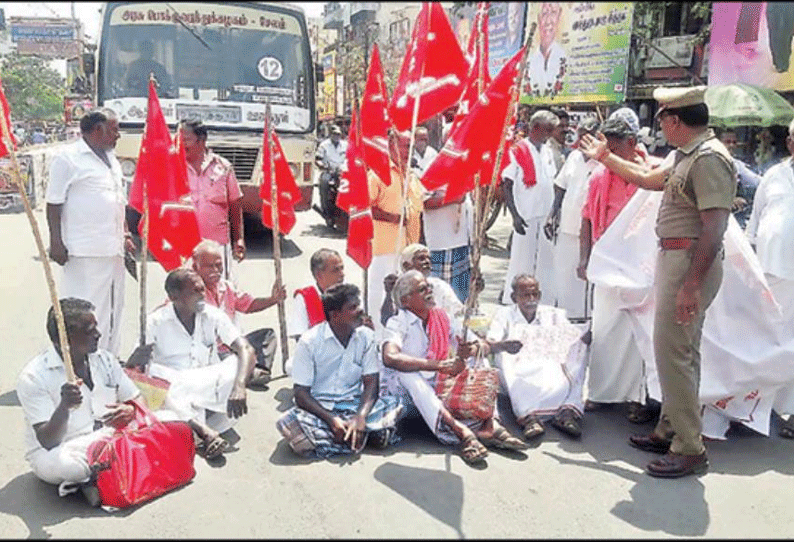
top-left (192, 239), bottom-right (223, 260)
top-left (576, 117), bottom-right (600, 137)
top-left (399, 243), bottom-right (429, 270)
top-left (310, 248), bottom-right (341, 277)
top-left (394, 270), bottom-right (425, 309)
top-left (511, 273), bottom-right (537, 292)
top-left (529, 110), bottom-right (559, 131)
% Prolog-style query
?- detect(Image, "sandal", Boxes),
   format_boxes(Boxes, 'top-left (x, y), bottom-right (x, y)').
top-left (627, 402), bottom-right (656, 424)
top-left (779, 419), bottom-right (794, 439)
top-left (197, 434), bottom-right (229, 459)
top-left (521, 416), bottom-right (545, 440)
top-left (480, 426), bottom-right (528, 451)
top-left (460, 435), bottom-right (488, 464)
top-left (550, 408), bottom-right (582, 438)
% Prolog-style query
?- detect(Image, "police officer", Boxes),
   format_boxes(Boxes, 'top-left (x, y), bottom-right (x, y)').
top-left (578, 86), bottom-right (736, 478)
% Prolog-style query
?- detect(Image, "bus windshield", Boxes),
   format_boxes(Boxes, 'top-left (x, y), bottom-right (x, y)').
top-left (98, 2), bottom-right (313, 133)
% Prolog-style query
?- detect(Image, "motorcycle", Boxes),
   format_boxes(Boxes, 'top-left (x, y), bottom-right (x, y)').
top-left (313, 167), bottom-right (348, 232)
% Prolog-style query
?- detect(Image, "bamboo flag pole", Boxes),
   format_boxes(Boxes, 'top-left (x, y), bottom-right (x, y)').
top-left (0, 104), bottom-right (76, 381)
top-left (462, 21), bottom-right (537, 337)
top-left (265, 99), bottom-right (290, 374)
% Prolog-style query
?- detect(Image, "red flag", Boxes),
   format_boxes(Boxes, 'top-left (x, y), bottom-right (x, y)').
top-left (388, 2), bottom-right (469, 131)
top-left (422, 46), bottom-right (524, 203)
top-left (337, 106), bottom-right (373, 269)
top-left (360, 44), bottom-right (392, 186)
top-left (456, 2), bottom-right (491, 123)
top-left (259, 108), bottom-right (301, 236)
top-left (129, 80), bottom-right (200, 271)
top-left (0, 76), bottom-right (17, 158)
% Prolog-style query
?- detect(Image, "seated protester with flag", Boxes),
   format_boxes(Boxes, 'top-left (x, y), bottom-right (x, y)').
top-left (277, 284), bottom-right (403, 458)
top-left (486, 274), bottom-right (589, 441)
top-left (578, 115), bottom-right (661, 424)
top-left (181, 119), bottom-right (245, 283)
top-left (191, 240), bottom-right (286, 388)
top-left (17, 298), bottom-right (143, 507)
top-left (501, 110), bottom-right (559, 307)
top-left (367, 129), bottom-right (424, 332)
top-left (126, 269), bottom-right (256, 459)
top-left (381, 270), bottom-right (526, 465)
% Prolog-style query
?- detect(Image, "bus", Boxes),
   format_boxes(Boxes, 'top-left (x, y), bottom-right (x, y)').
top-left (92, 1), bottom-right (318, 228)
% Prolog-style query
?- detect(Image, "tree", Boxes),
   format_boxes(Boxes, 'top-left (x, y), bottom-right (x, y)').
top-left (1, 53), bottom-right (65, 121)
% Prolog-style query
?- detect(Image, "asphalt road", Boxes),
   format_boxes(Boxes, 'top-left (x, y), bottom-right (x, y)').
top-left (1, 195), bottom-right (794, 539)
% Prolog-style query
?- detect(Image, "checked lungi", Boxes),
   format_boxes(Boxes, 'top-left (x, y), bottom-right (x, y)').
top-left (276, 396), bottom-right (404, 458)
top-left (430, 246), bottom-right (471, 303)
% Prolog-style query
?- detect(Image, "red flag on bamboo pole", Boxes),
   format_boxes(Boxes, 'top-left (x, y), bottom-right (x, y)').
top-left (360, 44), bottom-right (392, 186)
top-left (0, 76), bottom-right (16, 158)
top-left (129, 80), bottom-right (200, 271)
top-left (421, 46), bottom-right (525, 203)
top-left (337, 105), bottom-right (373, 269)
top-left (388, 2), bottom-right (469, 132)
top-left (456, 2), bottom-right (491, 122)
top-left (259, 112), bottom-right (301, 236)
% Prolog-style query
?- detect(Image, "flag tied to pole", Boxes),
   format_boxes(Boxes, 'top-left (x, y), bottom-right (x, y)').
top-left (128, 80), bottom-right (200, 271)
top-left (421, 46), bottom-right (525, 203)
top-left (360, 44), bottom-right (392, 187)
top-left (337, 105), bottom-right (373, 269)
top-left (259, 108), bottom-right (301, 236)
top-left (0, 76), bottom-right (17, 158)
top-left (388, 2), bottom-right (469, 132)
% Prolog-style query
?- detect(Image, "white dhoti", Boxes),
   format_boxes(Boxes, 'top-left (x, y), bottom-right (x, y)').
top-left (27, 427), bottom-right (116, 490)
top-left (501, 218), bottom-right (555, 305)
top-left (367, 253), bottom-right (399, 336)
top-left (587, 285), bottom-right (647, 404)
top-left (150, 356), bottom-right (239, 433)
top-left (769, 274), bottom-right (794, 416)
top-left (554, 232), bottom-right (589, 320)
top-left (60, 255), bottom-right (125, 356)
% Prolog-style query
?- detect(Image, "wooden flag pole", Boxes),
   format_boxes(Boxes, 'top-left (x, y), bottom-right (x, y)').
top-left (0, 107), bottom-right (76, 381)
top-left (266, 99), bottom-right (290, 374)
top-left (462, 21), bottom-right (537, 337)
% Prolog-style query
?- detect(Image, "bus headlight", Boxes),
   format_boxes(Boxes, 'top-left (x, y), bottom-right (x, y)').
top-left (120, 159), bottom-right (137, 177)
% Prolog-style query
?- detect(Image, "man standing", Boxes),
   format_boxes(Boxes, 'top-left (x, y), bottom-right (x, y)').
top-left (501, 109), bottom-right (558, 306)
top-left (367, 129), bottom-right (424, 330)
top-left (180, 119), bottom-right (245, 282)
top-left (47, 109), bottom-right (134, 356)
top-left (718, 129), bottom-right (762, 229)
top-left (745, 119), bottom-right (794, 437)
top-left (277, 284), bottom-right (403, 458)
top-left (545, 108), bottom-right (570, 176)
top-left (580, 86), bottom-right (735, 478)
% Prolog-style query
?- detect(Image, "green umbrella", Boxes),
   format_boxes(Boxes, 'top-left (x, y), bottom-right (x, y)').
top-left (704, 83), bottom-right (794, 128)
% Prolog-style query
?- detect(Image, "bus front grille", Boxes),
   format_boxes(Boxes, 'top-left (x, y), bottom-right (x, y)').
top-left (210, 147), bottom-right (259, 181)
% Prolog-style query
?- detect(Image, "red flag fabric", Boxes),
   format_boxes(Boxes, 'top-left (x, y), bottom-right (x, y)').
top-left (259, 111), bottom-right (301, 236)
top-left (360, 44), bottom-right (392, 186)
top-left (388, 2), bottom-right (469, 132)
top-left (456, 2), bottom-right (491, 123)
top-left (337, 106), bottom-right (373, 269)
top-left (129, 80), bottom-right (200, 271)
top-left (421, 46), bottom-right (525, 204)
top-left (0, 76), bottom-right (17, 158)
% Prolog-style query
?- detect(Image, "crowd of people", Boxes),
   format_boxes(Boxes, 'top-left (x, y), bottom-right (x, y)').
top-left (15, 83), bottom-right (794, 507)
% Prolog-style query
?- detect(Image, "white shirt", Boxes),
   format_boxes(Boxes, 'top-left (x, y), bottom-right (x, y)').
top-left (746, 158), bottom-right (794, 280)
top-left (528, 41), bottom-right (565, 98)
top-left (288, 284), bottom-right (321, 339)
top-left (554, 149), bottom-right (599, 236)
top-left (412, 145), bottom-right (438, 178)
top-left (146, 303), bottom-right (241, 371)
top-left (541, 141), bottom-right (561, 179)
top-left (383, 309), bottom-right (461, 382)
top-left (316, 138), bottom-right (348, 171)
top-left (502, 140), bottom-right (554, 220)
top-left (428, 276), bottom-right (465, 320)
top-left (422, 187), bottom-right (473, 251)
top-left (17, 347), bottom-right (140, 456)
top-left (46, 138), bottom-right (126, 257)
top-left (291, 322), bottom-right (378, 410)
top-left (486, 304), bottom-right (542, 343)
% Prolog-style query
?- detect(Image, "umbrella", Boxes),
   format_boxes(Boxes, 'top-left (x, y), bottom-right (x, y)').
top-left (705, 83), bottom-right (794, 128)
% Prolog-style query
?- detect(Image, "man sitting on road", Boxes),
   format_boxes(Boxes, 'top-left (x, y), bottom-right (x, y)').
top-left (277, 284), bottom-right (403, 458)
top-left (486, 274), bottom-right (588, 442)
top-left (126, 269), bottom-right (256, 460)
top-left (17, 298), bottom-right (143, 506)
top-left (381, 270), bottom-right (526, 465)
top-left (192, 240), bottom-right (286, 387)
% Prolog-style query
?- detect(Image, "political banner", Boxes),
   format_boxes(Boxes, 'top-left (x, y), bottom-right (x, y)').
top-left (451, 2), bottom-right (526, 77)
top-left (708, 2), bottom-right (794, 91)
top-left (520, 2), bottom-right (633, 105)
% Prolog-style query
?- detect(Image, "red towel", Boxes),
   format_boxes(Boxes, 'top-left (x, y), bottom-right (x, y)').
top-left (426, 307), bottom-right (451, 361)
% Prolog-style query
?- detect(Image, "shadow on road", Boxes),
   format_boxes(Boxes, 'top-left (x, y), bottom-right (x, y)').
top-left (0, 472), bottom-right (133, 539)
top-left (0, 389), bottom-right (20, 407)
top-left (374, 461), bottom-right (465, 539)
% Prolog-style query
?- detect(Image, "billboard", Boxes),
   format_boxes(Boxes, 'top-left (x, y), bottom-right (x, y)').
top-left (450, 3), bottom-right (527, 77)
top-left (10, 17), bottom-right (81, 59)
top-left (319, 52), bottom-right (336, 121)
top-left (521, 2), bottom-right (633, 105)
top-left (708, 3), bottom-right (794, 91)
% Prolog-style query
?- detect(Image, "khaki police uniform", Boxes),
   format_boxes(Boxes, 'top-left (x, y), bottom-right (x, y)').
top-left (651, 87), bottom-right (736, 456)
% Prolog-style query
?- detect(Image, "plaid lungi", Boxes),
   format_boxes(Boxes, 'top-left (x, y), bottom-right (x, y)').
top-left (276, 395), bottom-right (404, 458)
top-left (430, 246), bottom-right (471, 303)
